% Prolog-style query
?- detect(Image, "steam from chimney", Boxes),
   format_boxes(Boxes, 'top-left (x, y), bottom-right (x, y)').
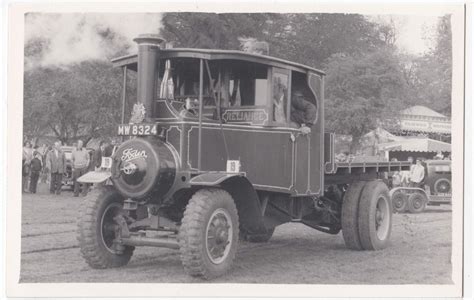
top-left (25, 13), bottom-right (162, 69)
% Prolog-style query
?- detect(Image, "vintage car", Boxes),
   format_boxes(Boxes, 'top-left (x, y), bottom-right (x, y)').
top-left (60, 146), bottom-right (75, 189)
top-left (60, 146), bottom-right (93, 190)
top-left (390, 159), bottom-right (451, 213)
top-left (77, 34), bottom-right (410, 279)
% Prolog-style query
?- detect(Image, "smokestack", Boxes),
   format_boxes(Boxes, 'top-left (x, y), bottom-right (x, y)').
top-left (133, 34), bottom-right (165, 119)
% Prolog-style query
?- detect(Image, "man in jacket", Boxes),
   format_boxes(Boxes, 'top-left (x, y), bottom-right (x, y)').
top-left (71, 140), bottom-right (90, 197)
top-left (46, 141), bottom-right (66, 195)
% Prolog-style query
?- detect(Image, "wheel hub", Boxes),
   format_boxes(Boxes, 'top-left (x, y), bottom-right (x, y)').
top-left (206, 209), bottom-right (233, 264)
top-left (100, 203), bottom-right (124, 254)
top-left (375, 196), bottom-right (390, 240)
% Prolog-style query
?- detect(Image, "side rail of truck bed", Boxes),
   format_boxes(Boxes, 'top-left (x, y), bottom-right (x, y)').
top-left (324, 132), bottom-right (411, 175)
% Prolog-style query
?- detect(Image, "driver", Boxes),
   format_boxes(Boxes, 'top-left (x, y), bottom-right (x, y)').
top-left (290, 89), bottom-right (317, 134)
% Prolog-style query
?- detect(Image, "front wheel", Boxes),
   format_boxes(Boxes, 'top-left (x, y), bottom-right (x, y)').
top-left (179, 188), bottom-right (239, 279)
top-left (77, 186), bottom-right (134, 268)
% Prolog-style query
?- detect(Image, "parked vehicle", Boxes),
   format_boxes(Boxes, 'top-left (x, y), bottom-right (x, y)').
top-left (77, 34), bottom-right (410, 279)
top-left (390, 159), bottom-right (451, 213)
top-left (60, 146), bottom-right (75, 189)
top-left (61, 146), bottom-right (93, 190)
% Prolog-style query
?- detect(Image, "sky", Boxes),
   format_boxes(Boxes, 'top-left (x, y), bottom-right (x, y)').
top-left (372, 14), bottom-right (442, 55)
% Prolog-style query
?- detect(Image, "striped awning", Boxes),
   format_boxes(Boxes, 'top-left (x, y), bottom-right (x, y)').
top-left (378, 138), bottom-right (451, 153)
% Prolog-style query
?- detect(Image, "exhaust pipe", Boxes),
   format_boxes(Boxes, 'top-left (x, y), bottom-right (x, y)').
top-left (133, 34), bottom-right (165, 120)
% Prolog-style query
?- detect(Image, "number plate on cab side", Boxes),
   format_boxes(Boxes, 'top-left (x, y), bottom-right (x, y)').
top-left (117, 124), bottom-right (158, 136)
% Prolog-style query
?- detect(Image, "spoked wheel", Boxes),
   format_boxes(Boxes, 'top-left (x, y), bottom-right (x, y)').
top-left (77, 186), bottom-right (134, 268)
top-left (179, 188), bottom-right (239, 279)
top-left (391, 191), bottom-right (407, 213)
top-left (206, 208), bottom-right (234, 264)
top-left (408, 192), bottom-right (427, 213)
top-left (358, 180), bottom-right (392, 250)
top-left (374, 195), bottom-right (391, 241)
top-left (100, 203), bottom-right (123, 254)
top-left (434, 178), bottom-right (451, 194)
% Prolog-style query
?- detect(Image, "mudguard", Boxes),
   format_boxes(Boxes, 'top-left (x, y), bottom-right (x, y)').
top-left (77, 171), bottom-right (111, 184)
top-left (389, 186), bottom-right (429, 199)
top-left (189, 172), bottom-right (244, 186)
top-left (190, 173), bottom-right (268, 237)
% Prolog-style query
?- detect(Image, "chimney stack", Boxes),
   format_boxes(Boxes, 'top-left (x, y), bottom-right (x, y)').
top-left (133, 34), bottom-right (165, 119)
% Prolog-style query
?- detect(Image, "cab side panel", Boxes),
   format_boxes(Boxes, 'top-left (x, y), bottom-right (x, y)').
top-left (187, 124), bottom-right (294, 193)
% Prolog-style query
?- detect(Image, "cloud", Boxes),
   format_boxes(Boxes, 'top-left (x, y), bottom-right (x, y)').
top-left (25, 13), bottom-right (162, 68)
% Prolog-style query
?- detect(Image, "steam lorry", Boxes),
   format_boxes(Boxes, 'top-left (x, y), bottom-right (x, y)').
top-left (77, 34), bottom-right (410, 279)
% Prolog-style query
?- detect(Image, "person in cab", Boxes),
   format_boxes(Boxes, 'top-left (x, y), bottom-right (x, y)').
top-left (290, 89), bottom-right (317, 134)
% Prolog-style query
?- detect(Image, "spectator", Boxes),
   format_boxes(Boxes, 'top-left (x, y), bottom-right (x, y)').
top-left (419, 156), bottom-right (428, 186)
top-left (92, 141), bottom-right (105, 170)
top-left (103, 143), bottom-right (115, 157)
top-left (400, 156), bottom-right (413, 187)
top-left (390, 158), bottom-right (401, 188)
top-left (409, 158), bottom-right (425, 188)
top-left (71, 140), bottom-right (90, 197)
top-left (434, 151), bottom-right (444, 160)
top-left (29, 151), bottom-right (43, 193)
top-left (22, 141), bottom-right (33, 193)
top-left (46, 141), bottom-right (66, 195)
top-left (39, 143), bottom-right (49, 183)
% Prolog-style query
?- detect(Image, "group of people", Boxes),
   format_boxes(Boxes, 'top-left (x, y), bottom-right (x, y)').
top-left (22, 139), bottom-right (110, 196)
top-left (391, 157), bottom-right (426, 188)
top-left (22, 141), bottom-right (49, 194)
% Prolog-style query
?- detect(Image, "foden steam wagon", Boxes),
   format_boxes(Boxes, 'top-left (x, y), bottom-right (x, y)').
top-left (77, 34), bottom-right (410, 279)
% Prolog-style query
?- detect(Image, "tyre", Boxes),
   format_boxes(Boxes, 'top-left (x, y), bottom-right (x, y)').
top-left (179, 188), bottom-right (239, 279)
top-left (341, 181), bottom-right (367, 250)
top-left (77, 186), bottom-right (134, 268)
top-left (241, 227), bottom-right (275, 243)
top-left (407, 192), bottom-right (427, 213)
top-left (358, 180), bottom-right (392, 250)
top-left (434, 178), bottom-right (451, 194)
top-left (391, 190), bottom-right (407, 213)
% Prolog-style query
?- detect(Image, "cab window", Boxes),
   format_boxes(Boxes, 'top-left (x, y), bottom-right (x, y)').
top-left (272, 69), bottom-right (290, 123)
top-left (221, 61), bottom-right (268, 107)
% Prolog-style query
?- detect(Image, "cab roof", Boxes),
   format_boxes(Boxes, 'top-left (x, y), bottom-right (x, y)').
top-left (111, 48), bottom-right (325, 76)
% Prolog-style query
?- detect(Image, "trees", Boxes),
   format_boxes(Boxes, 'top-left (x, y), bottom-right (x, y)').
top-left (324, 48), bottom-right (408, 152)
top-left (161, 13), bottom-right (387, 69)
top-left (406, 15), bottom-right (452, 116)
top-left (23, 61), bottom-right (128, 144)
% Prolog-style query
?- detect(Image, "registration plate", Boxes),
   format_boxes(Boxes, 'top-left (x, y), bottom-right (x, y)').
top-left (117, 124), bottom-right (158, 136)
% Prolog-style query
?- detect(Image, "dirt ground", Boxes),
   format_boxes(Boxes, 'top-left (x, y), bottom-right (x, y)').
top-left (20, 184), bottom-right (453, 284)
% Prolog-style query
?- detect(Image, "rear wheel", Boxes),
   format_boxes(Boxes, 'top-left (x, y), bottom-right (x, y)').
top-left (77, 186), bottom-right (134, 268)
top-left (407, 192), bottom-right (427, 213)
top-left (358, 181), bottom-right (392, 250)
top-left (391, 190), bottom-right (407, 213)
top-left (341, 181), bottom-right (367, 250)
top-left (179, 188), bottom-right (239, 279)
